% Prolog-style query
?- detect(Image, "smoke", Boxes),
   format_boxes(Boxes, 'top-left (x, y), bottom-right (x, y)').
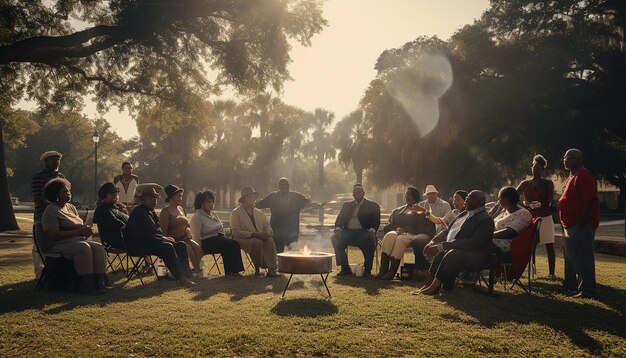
top-left (383, 54), bottom-right (453, 137)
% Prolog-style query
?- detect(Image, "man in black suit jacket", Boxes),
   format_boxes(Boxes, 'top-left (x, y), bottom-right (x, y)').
top-left (331, 184), bottom-right (381, 276)
top-left (415, 190), bottom-right (495, 295)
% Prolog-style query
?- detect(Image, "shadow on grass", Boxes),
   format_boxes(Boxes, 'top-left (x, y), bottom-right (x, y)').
top-left (0, 272), bottom-right (182, 315)
top-left (442, 280), bottom-right (626, 355)
top-left (271, 298), bottom-right (338, 317)
top-left (190, 274), bottom-right (290, 302)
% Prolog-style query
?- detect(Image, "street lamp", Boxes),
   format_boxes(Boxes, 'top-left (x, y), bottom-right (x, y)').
top-left (92, 130), bottom-right (100, 205)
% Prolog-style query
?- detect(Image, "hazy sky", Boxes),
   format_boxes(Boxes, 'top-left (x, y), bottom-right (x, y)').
top-left (56, 0), bottom-right (490, 139)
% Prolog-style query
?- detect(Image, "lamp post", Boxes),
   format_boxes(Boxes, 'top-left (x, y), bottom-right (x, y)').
top-left (92, 130), bottom-right (100, 205)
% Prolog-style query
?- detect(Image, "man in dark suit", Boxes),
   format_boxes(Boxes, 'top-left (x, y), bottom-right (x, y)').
top-left (331, 184), bottom-right (381, 276)
top-left (415, 190), bottom-right (494, 295)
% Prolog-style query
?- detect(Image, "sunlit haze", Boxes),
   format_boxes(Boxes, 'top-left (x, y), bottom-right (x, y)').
top-left (40, 1), bottom-right (489, 139)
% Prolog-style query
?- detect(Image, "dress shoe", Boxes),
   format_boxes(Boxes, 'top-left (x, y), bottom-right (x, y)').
top-left (571, 292), bottom-right (596, 299)
top-left (336, 269), bottom-right (353, 276)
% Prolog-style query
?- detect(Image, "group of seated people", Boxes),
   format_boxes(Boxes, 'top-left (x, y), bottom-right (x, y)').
top-left (40, 173), bottom-right (533, 296)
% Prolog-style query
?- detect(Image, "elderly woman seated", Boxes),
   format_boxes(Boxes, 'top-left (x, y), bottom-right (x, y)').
top-left (492, 186), bottom-right (532, 255)
top-left (230, 186), bottom-right (279, 277)
top-left (377, 187), bottom-right (435, 280)
top-left (190, 191), bottom-right (244, 278)
top-left (41, 178), bottom-right (108, 295)
top-left (159, 185), bottom-right (204, 276)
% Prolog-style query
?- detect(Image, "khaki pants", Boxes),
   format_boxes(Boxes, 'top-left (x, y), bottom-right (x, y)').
top-left (382, 231), bottom-right (430, 259)
top-left (234, 237), bottom-right (277, 270)
top-left (47, 238), bottom-right (106, 275)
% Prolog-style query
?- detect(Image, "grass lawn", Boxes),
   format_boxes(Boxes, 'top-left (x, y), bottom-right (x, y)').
top-left (1, 238), bottom-right (625, 357)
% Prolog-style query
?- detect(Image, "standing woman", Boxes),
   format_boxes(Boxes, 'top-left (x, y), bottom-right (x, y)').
top-left (41, 178), bottom-right (108, 295)
top-left (517, 154), bottom-right (556, 279)
top-left (190, 191), bottom-right (244, 278)
top-left (230, 186), bottom-right (279, 277)
top-left (160, 185), bottom-right (204, 275)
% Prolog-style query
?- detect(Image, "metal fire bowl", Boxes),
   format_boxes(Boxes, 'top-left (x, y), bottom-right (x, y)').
top-left (277, 252), bottom-right (335, 275)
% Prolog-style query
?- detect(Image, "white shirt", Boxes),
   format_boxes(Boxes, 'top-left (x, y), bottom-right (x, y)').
top-left (189, 209), bottom-right (224, 244)
top-left (346, 200), bottom-right (364, 230)
top-left (115, 176), bottom-right (138, 204)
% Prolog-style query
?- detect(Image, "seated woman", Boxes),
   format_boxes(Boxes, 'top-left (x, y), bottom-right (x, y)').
top-left (492, 187), bottom-right (532, 255)
top-left (377, 187), bottom-right (435, 280)
top-left (159, 185), bottom-right (204, 275)
top-left (230, 186), bottom-right (279, 277)
top-left (190, 191), bottom-right (244, 278)
top-left (94, 182), bottom-right (129, 251)
top-left (422, 190), bottom-right (468, 228)
top-left (125, 185), bottom-right (195, 288)
top-left (41, 178), bottom-right (108, 295)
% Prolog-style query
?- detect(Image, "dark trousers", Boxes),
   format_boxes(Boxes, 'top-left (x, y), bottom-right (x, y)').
top-left (200, 234), bottom-right (245, 274)
top-left (563, 224), bottom-right (597, 296)
top-left (410, 235), bottom-right (433, 270)
top-left (126, 240), bottom-right (190, 280)
top-left (429, 249), bottom-right (489, 291)
top-left (331, 229), bottom-right (375, 274)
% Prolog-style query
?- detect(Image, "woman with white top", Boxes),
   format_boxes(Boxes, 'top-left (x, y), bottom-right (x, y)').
top-left (190, 191), bottom-right (244, 277)
top-left (492, 187), bottom-right (533, 254)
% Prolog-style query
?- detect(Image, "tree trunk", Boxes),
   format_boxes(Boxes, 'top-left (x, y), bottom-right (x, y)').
top-left (229, 170), bottom-right (236, 209)
top-left (0, 120), bottom-right (20, 231)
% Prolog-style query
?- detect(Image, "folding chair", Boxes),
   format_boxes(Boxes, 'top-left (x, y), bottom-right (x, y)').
top-left (242, 250), bottom-right (255, 273)
top-left (33, 223), bottom-right (76, 292)
top-left (206, 253), bottom-right (222, 276)
top-left (123, 254), bottom-right (159, 286)
top-left (479, 217), bottom-right (542, 295)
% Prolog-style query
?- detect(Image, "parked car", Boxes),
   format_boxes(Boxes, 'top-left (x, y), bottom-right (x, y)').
top-left (323, 193), bottom-right (353, 213)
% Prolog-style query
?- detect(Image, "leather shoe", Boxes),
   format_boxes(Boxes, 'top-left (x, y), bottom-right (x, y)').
top-left (336, 269), bottom-right (353, 276)
top-left (571, 292), bottom-right (596, 299)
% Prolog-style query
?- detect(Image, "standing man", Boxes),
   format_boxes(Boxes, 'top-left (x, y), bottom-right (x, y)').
top-left (331, 184), bottom-right (381, 277)
top-left (30, 150), bottom-right (65, 278)
top-left (418, 185), bottom-right (451, 234)
top-left (558, 148), bottom-right (599, 299)
top-left (256, 177), bottom-right (320, 253)
top-left (113, 161), bottom-right (139, 209)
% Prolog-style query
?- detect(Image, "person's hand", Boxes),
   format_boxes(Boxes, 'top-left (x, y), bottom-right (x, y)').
top-left (396, 227), bottom-right (405, 235)
top-left (260, 231), bottom-right (271, 240)
top-left (81, 226), bottom-right (93, 238)
top-left (424, 244), bottom-right (440, 257)
top-left (412, 204), bottom-right (427, 213)
top-left (163, 236), bottom-right (176, 243)
top-left (333, 227), bottom-right (341, 234)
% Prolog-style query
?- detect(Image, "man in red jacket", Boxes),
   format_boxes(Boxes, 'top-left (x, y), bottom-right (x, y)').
top-left (558, 148), bottom-right (599, 299)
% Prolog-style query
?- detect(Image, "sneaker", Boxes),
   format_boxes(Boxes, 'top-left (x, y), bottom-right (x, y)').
top-left (266, 270), bottom-right (281, 278)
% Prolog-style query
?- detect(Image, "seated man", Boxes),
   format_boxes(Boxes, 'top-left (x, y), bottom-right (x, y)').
top-left (415, 190), bottom-right (494, 295)
top-left (331, 184), bottom-right (381, 277)
top-left (93, 182), bottom-right (129, 251)
top-left (125, 185), bottom-right (195, 288)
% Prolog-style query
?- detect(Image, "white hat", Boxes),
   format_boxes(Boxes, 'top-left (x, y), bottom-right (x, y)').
top-left (424, 185), bottom-right (439, 195)
top-left (40, 151), bottom-right (63, 161)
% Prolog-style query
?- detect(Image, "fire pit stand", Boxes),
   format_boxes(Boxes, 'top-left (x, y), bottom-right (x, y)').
top-left (281, 273), bottom-right (331, 298)
top-left (277, 252), bottom-right (335, 298)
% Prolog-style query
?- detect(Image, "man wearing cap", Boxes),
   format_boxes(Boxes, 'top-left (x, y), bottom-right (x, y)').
top-left (418, 185), bottom-right (451, 234)
top-left (125, 185), bottom-right (195, 288)
top-left (93, 182), bottom-right (128, 251)
top-left (256, 177), bottom-right (320, 253)
top-left (331, 184), bottom-right (381, 277)
top-left (30, 151), bottom-right (65, 278)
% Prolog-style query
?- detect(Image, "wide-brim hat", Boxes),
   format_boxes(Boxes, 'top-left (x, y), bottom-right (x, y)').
top-left (98, 182), bottom-right (120, 199)
top-left (424, 185), bottom-right (439, 195)
top-left (134, 183), bottom-right (163, 200)
top-left (40, 151), bottom-right (63, 161)
top-left (238, 186), bottom-right (258, 203)
top-left (164, 184), bottom-right (184, 202)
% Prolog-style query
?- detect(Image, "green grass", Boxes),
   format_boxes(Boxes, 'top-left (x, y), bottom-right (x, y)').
top-left (1, 238), bottom-right (625, 357)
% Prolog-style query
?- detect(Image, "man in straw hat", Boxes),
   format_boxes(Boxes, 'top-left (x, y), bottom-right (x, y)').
top-left (30, 150), bottom-right (65, 278)
top-left (125, 184), bottom-right (196, 288)
top-left (417, 185), bottom-right (451, 234)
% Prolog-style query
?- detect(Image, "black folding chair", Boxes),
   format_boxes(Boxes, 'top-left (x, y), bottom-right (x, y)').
top-left (206, 253), bottom-right (222, 276)
top-left (33, 223), bottom-right (76, 292)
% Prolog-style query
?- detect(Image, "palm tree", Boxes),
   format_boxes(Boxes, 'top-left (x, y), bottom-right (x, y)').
top-left (303, 108), bottom-right (336, 199)
top-left (333, 109), bottom-right (371, 185)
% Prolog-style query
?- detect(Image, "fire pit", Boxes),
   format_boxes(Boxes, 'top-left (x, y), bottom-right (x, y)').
top-left (277, 246), bottom-right (335, 298)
